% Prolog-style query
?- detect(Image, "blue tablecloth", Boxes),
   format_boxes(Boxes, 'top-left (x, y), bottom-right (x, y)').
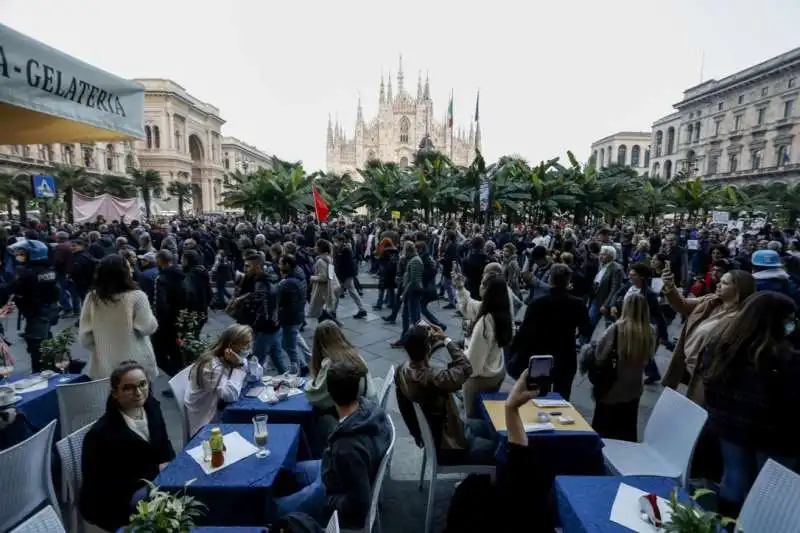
top-left (555, 475), bottom-right (689, 533)
top-left (119, 528), bottom-right (268, 532)
top-left (221, 385), bottom-right (316, 457)
top-left (154, 423), bottom-right (300, 526)
top-left (0, 373), bottom-right (89, 450)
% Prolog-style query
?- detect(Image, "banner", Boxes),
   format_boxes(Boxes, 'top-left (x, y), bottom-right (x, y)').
top-left (72, 192), bottom-right (142, 223)
top-left (479, 181), bottom-right (491, 212)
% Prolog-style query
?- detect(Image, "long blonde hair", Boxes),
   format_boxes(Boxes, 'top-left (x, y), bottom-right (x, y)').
top-left (310, 320), bottom-right (367, 377)
top-left (615, 293), bottom-right (654, 364)
top-left (190, 324), bottom-right (253, 388)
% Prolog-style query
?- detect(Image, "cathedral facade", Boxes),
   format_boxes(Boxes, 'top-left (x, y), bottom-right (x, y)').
top-left (326, 58), bottom-right (481, 175)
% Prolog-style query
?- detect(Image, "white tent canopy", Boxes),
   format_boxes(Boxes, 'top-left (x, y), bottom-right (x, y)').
top-left (0, 23), bottom-right (144, 144)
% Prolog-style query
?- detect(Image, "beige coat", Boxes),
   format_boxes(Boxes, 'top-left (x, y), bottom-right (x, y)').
top-left (308, 255), bottom-right (336, 318)
top-left (595, 321), bottom-right (656, 404)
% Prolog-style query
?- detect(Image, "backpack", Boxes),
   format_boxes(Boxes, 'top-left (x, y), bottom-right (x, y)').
top-left (422, 254), bottom-right (437, 283)
top-left (322, 257), bottom-right (340, 293)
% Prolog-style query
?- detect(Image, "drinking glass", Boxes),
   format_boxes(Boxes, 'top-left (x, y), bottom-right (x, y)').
top-left (54, 352), bottom-right (71, 382)
top-left (0, 351), bottom-right (13, 386)
top-left (252, 414), bottom-right (270, 458)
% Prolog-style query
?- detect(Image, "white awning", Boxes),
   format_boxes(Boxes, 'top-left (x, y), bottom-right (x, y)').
top-left (0, 23), bottom-right (144, 144)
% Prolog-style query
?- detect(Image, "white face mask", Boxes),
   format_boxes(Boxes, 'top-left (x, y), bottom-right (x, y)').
top-left (785, 322), bottom-right (796, 336)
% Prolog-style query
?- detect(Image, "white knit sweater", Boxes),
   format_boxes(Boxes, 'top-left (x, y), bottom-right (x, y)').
top-left (79, 290), bottom-right (159, 380)
top-left (456, 286), bottom-right (505, 379)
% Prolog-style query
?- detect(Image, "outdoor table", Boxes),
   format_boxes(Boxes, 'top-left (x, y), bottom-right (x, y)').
top-left (555, 475), bottom-right (689, 533)
top-left (153, 423), bottom-right (301, 526)
top-left (118, 528), bottom-right (268, 533)
top-left (0, 373), bottom-right (89, 450)
top-left (221, 384), bottom-right (315, 457)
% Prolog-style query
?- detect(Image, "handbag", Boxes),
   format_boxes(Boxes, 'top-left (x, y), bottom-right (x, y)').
top-left (584, 327), bottom-right (619, 399)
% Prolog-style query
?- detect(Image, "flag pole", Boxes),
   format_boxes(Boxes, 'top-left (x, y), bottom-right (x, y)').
top-left (449, 89), bottom-right (454, 161)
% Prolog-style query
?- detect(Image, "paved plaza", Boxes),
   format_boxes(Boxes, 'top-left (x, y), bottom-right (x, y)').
top-left (7, 277), bottom-right (681, 533)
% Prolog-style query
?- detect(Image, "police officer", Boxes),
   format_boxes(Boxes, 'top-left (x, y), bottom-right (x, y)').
top-left (4, 239), bottom-right (60, 373)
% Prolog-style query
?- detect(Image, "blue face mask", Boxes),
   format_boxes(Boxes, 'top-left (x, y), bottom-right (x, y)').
top-left (786, 322), bottom-right (796, 336)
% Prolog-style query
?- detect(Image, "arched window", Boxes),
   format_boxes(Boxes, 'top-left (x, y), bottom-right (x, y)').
top-left (617, 145), bottom-right (627, 166)
top-left (399, 117), bottom-right (410, 144)
top-left (608, 146), bottom-right (613, 166)
top-left (126, 153), bottom-right (135, 170)
top-left (644, 148), bottom-right (650, 168)
top-left (224, 158), bottom-right (230, 170)
top-left (751, 150), bottom-right (762, 170)
top-left (664, 160), bottom-right (673, 179)
top-left (400, 156), bottom-right (409, 168)
top-left (599, 148), bottom-right (605, 168)
top-left (631, 145), bottom-right (641, 167)
top-left (368, 150), bottom-right (376, 161)
top-left (47, 145), bottom-right (55, 162)
top-left (653, 162), bottom-right (660, 177)
top-left (655, 131), bottom-right (663, 157)
top-left (38, 145), bottom-right (46, 160)
top-left (64, 145), bottom-right (73, 165)
top-left (175, 130), bottom-right (182, 151)
top-left (83, 146), bottom-right (93, 168)
top-left (666, 127), bottom-right (675, 155)
top-left (153, 126), bottom-right (161, 149)
top-left (22, 145), bottom-right (31, 158)
top-left (145, 126), bottom-right (152, 149)
top-left (106, 144), bottom-right (115, 171)
top-left (728, 154), bottom-right (738, 172)
top-left (778, 145), bottom-right (790, 166)
top-left (686, 124), bottom-right (693, 147)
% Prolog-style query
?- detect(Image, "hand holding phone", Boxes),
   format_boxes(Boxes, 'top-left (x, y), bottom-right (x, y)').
top-left (527, 355), bottom-right (554, 391)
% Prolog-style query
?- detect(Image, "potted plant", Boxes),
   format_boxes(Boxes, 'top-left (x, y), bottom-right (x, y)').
top-left (663, 488), bottom-right (736, 533)
top-left (39, 325), bottom-right (76, 371)
top-left (125, 480), bottom-right (205, 533)
top-left (175, 310), bottom-right (213, 366)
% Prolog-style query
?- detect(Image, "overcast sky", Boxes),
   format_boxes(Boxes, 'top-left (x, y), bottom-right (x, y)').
top-left (3, 0), bottom-right (800, 171)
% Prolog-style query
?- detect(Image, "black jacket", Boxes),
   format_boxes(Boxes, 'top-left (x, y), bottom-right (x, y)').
top-left (334, 245), bottom-right (357, 281)
top-left (183, 265), bottom-right (212, 314)
top-left (322, 400), bottom-right (392, 528)
top-left (462, 250), bottom-right (489, 300)
top-left (276, 267), bottom-right (307, 327)
top-left (612, 282), bottom-right (669, 342)
top-left (71, 250), bottom-right (97, 295)
top-left (80, 396), bottom-right (175, 532)
top-left (154, 265), bottom-right (186, 326)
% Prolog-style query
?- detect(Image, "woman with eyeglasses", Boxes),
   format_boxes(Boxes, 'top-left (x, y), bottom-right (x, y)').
top-left (80, 361), bottom-right (175, 533)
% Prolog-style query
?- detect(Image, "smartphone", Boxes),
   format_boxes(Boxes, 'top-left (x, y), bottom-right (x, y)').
top-left (415, 318), bottom-right (431, 329)
top-left (527, 355), bottom-right (554, 391)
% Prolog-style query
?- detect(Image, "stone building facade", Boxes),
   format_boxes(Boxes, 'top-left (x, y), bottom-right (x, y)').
top-left (589, 132), bottom-right (651, 175)
top-left (221, 137), bottom-right (273, 174)
top-left (326, 57), bottom-right (480, 175)
top-left (650, 47), bottom-right (800, 185)
top-left (0, 140), bottom-right (137, 181)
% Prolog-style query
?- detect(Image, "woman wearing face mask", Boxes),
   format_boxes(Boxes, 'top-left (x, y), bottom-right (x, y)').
top-left (81, 361), bottom-right (175, 533)
top-left (185, 324), bottom-right (252, 437)
top-left (701, 291), bottom-right (800, 517)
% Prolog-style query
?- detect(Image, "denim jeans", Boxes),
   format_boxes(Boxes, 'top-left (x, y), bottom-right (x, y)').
top-left (57, 274), bottom-right (81, 312)
top-left (215, 277), bottom-right (231, 302)
top-left (335, 277), bottom-right (366, 313)
top-left (401, 292), bottom-right (422, 340)
top-left (274, 460), bottom-right (328, 524)
top-left (719, 439), bottom-right (797, 504)
top-left (254, 330), bottom-right (285, 373)
top-left (282, 325), bottom-right (310, 372)
top-left (420, 300), bottom-right (445, 328)
top-left (375, 287), bottom-right (395, 310)
top-left (441, 277), bottom-right (457, 305)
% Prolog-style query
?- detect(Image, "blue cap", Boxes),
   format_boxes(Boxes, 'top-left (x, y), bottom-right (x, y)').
top-left (751, 249), bottom-right (781, 268)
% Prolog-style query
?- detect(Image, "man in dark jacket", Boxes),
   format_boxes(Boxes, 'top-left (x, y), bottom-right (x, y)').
top-left (70, 238), bottom-right (96, 304)
top-left (275, 361), bottom-right (392, 529)
top-left (462, 235), bottom-right (489, 300)
top-left (152, 250), bottom-right (187, 378)
top-left (333, 235), bottom-right (367, 319)
top-left (277, 254), bottom-right (311, 374)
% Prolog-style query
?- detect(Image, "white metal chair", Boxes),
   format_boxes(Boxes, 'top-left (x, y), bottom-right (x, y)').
top-left (377, 365), bottom-right (395, 410)
top-left (736, 458), bottom-right (800, 533)
top-left (55, 422), bottom-right (95, 533)
top-left (56, 378), bottom-right (109, 437)
top-left (169, 365), bottom-right (192, 447)
top-left (601, 386), bottom-right (708, 487)
top-left (413, 403), bottom-right (496, 533)
top-left (9, 506), bottom-right (66, 533)
top-left (341, 415), bottom-right (396, 533)
top-left (325, 510), bottom-right (340, 533)
top-left (0, 420), bottom-right (61, 532)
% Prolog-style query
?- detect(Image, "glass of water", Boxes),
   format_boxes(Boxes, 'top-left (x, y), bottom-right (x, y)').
top-left (252, 414), bottom-right (270, 458)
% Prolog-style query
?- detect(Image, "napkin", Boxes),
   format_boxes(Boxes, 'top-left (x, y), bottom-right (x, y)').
top-left (14, 378), bottom-right (48, 393)
top-left (186, 431), bottom-right (259, 475)
top-left (523, 422), bottom-right (555, 432)
top-left (609, 482), bottom-right (673, 532)
top-left (532, 398), bottom-right (570, 408)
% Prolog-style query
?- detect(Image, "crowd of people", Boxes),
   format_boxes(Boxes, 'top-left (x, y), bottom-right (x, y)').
top-left (1, 212), bottom-right (799, 530)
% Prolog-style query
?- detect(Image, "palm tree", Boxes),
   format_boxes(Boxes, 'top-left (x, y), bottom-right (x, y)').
top-left (130, 168), bottom-right (164, 220)
top-left (166, 181), bottom-right (193, 218)
top-left (92, 175), bottom-right (137, 199)
top-left (52, 164), bottom-right (93, 223)
top-left (671, 177), bottom-right (724, 222)
top-left (1, 173), bottom-right (35, 222)
top-left (353, 160), bottom-right (414, 218)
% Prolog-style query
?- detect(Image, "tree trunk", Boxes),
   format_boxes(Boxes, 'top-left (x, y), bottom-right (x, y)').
top-left (177, 197), bottom-right (184, 217)
top-left (143, 190), bottom-right (152, 220)
top-left (16, 196), bottom-right (27, 223)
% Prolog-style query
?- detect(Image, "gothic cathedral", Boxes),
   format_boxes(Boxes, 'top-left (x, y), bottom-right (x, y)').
top-left (326, 56), bottom-right (481, 175)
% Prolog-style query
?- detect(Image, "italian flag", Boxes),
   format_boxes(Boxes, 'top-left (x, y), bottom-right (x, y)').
top-left (447, 95), bottom-right (453, 128)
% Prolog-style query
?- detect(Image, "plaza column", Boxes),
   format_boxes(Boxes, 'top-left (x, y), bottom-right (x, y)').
top-left (167, 111), bottom-right (174, 150)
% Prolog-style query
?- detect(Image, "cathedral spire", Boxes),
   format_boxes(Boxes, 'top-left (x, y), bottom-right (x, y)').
top-left (397, 54), bottom-right (404, 95)
top-left (379, 74), bottom-right (385, 104)
top-left (357, 94), bottom-right (364, 124)
top-left (468, 121), bottom-right (474, 144)
top-left (327, 114), bottom-right (334, 148)
top-left (334, 117), bottom-right (340, 144)
top-left (417, 71), bottom-right (422, 100)
top-left (475, 121), bottom-right (482, 154)
top-left (387, 70), bottom-right (393, 102)
top-left (424, 71), bottom-right (430, 100)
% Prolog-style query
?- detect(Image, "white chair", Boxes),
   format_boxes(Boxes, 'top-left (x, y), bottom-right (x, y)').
top-left (413, 403), bottom-right (496, 533)
top-left (342, 416), bottom-right (396, 533)
top-left (326, 510), bottom-right (340, 533)
top-left (56, 378), bottom-right (109, 436)
top-left (736, 458), bottom-right (800, 533)
top-left (601, 386), bottom-right (708, 487)
top-left (55, 422), bottom-right (95, 533)
top-left (9, 506), bottom-right (66, 533)
top-left (169, 366), bottom-right (192, 447)
top-left (0, 420), bottom-right (61, 532)
top-left (377, 365), bottom-right (395, 410)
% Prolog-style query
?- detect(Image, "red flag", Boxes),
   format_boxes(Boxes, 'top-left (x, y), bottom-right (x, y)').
top-left (312, 184), bottom-right (330, 222)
